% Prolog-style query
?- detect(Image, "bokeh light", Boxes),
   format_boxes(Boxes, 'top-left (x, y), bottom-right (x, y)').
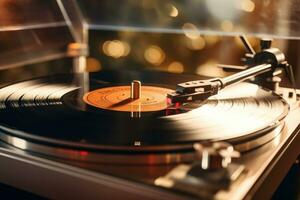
top-left (196, 60), bottom-right (228, 77)
top-left (86, 57), bottom-right (102, 72)
top-left (221, 20), bottom-right (234, 32)
top-left (182, 23), bottom-right (200, 39)
top-left (102, 40), bottom-right (130, 58)
top-left (168, 4), bottom-right (179, 17)
top-left (144, 45), bottom-right (165, 65)
top-left (186, 36), bottom-right (206, 50)
top-left (240, 0), bottom-right (255, 12)
top-left (168, 61), bottom-right (184, 73)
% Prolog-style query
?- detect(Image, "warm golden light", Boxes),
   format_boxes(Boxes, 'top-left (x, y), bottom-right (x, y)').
top-left (102, 40), bottom-right (130, 58)
top-left (220, 20), bottom-right (234, 32)
top-left (107, 40), bottom-right (125, 58)
top-left (168, 4), bottom-right (178, 17)
top-left (186, 36), bottom-right (206, 50)
top-left (234, 37), bottom-right (258, 49)
top-left (86, 57), bottom-right (102, 72)
top-left (182, 23), bottom-right (200, 39)
top-left (204, 35), bottom-right (220, 46)
top-left (144, 45), bottom-right (165, 65)
top-left (241, 0), bottom-right (255, 12)
top-left (234, 37), bottom-right (245, 49)
top-left (168, 62), bottom-right (184, 73)
top-left (196, 60), bottom-right (228, 77)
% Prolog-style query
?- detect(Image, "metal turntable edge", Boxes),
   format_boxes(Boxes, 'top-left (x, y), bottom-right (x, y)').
top-left (0, 145), bottom-right (190, 200)
top-left (0, 88), bottom-right (299, 200)
top-left (215, 88), bottom-right (300, 200)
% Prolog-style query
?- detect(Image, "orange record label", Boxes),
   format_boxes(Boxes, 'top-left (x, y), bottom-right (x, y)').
top-left (83, 86), bottom-right (173, 112)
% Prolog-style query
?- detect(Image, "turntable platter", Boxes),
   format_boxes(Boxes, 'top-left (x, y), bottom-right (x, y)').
top-left (0, 71), bottom-right (289, 164)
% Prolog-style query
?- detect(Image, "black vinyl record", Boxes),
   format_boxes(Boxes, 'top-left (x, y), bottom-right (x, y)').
top-left (0, 70), bottom-right (289, 154)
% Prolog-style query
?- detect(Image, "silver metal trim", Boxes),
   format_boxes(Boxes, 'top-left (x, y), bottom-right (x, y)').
top-left (0, 52), bottom-right (66, 70)
top-left (0, 22), bottom-right (67, 32)
top-left (87, 24), bottom-right (300, 40)
top-left (56, 0), bottom-right (88, 44)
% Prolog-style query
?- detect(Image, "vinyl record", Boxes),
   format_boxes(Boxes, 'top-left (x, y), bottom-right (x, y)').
top-left (0, 70), bottom-right (289, 164)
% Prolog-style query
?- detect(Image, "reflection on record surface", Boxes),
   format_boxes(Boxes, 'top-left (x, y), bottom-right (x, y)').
top-left (0, 70), bottom-right (289, 152)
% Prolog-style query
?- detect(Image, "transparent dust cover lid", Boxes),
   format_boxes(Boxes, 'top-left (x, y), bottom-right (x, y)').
top-left (2, 0), bottom-right (300, 69)
top-left (0, 0), bottom-right (74, 69)
top-left (78, 0), bottom-right (300, 39)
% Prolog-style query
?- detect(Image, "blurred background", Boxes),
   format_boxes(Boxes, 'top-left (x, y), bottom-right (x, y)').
top-left (0, 1), bottom-right (299, 199)
top-left (0, 0), bottom-right (300, 88)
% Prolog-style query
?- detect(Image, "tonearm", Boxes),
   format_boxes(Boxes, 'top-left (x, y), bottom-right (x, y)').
top-left (168, 36), bottom-right (296, 103)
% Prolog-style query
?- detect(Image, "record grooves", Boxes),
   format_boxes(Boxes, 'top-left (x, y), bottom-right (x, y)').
top-left (0, 70), bottom-right (289, 164)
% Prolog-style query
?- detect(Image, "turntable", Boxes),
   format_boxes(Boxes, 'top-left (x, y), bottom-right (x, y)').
top-left (0, 1), bottom-right (300, 200)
